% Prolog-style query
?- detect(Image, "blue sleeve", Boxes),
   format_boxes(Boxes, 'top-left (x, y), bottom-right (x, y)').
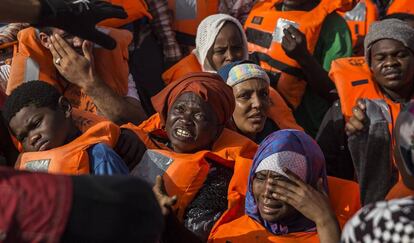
top-left (87, 143), bottom-right (129, 175)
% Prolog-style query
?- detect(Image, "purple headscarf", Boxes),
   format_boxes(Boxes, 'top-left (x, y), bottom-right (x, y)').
top-left (245, 129), bottom-right (328, 235)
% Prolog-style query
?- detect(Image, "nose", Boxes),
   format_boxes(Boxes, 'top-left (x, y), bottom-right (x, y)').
top-left (29, 133), bottom-right (41, 147)
top-left (224, 48), bottom-right (237, 62)
top-left (383, 55), bottom-right (399, 68)
top-left (251, 94), bottom-right (264, 109)
top-left (180, 111), bottom-right (194, 125)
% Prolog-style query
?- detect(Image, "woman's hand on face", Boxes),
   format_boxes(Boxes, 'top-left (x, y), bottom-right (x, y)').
top-left (153, 175), bottom-right (178, 217)
top-left (49, 33), bottom-right (98, 90)
top-left (272, 168), bottom-right (336, 226)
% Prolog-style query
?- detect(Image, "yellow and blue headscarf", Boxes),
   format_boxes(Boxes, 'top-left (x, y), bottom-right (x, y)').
top-left (245, 129), bottom-right (328, 235)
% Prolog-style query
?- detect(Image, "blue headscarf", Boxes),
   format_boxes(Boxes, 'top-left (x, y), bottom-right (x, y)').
top-left (245, 129), bottom-right (328, 235)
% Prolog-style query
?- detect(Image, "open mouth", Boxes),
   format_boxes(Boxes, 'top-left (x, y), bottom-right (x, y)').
top-left (174, 127), bottom-right (194, 139)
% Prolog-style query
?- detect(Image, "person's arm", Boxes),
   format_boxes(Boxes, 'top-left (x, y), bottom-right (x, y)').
top-left (146, 0), bottom-right (182, 65)
top-left (48, 34), bottom-right (147, 125)
top-left (87, 143), bottom-right (129, 175)
top-left (273, 168), bottom-right (340, 243)
top-left (281, 14), bottom-right (352, 103)
top-left (0, 0), bottom-right (127, 50)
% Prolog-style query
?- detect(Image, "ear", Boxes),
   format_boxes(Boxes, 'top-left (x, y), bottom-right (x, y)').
top-left (58, 96), bottom-right (72, 118)
top-left (38, 32), bottom-right (51, 49)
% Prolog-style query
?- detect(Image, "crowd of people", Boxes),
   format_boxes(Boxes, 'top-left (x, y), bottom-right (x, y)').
top-left (1, 0), bottom-right (414, 242)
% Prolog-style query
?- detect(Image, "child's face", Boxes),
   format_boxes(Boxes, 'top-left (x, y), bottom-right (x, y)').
top-left (9, 105), bottom-right (71, 152)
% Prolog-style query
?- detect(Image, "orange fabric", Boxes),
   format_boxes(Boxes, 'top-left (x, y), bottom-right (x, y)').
top-left (98, 0), bottom-right (152, 27)
top-left (268, 87), bottom-right (303, 131)
top-left (162, 53), bottom-right (202, 85)
top-left (152, 72), bottom-right (235, 126)
top-left (168, 0), bottom-right (219, 36)
top-left (386, 0), bottom-right (414, 15)
top-left (386, 180), bottom-right (414, 200)
top-left (326, 176), bottom-right (361, 228)
top-left (15, 121), bottom-right (120, 175)
top-left (7, 27), bottom-right (130, 113)
top-left (209, 215), bottom-right (319, 243)
top-left (209, 176), bottom-right (360, 242)
top-left (339, 0), bottom-right (378, 48)
top-left (124, 113), bottom-right (257, 222)
top-left (245, 0), bottom-right (354, 108)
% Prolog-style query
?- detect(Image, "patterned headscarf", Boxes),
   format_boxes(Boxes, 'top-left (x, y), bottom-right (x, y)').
top-left (341, 197), bottom-right (414, 243)
top-left (245, 129), bottom-right (328, 235)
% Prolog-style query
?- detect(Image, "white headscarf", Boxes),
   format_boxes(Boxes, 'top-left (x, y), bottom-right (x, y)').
top-left (193, 13), bottom-right (249, 72)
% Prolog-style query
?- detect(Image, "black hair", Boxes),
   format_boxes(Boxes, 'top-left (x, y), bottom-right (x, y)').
top-left (382, 13), bottom-right (414, 22)
top-left (3, 81), bottom-right (61, 124)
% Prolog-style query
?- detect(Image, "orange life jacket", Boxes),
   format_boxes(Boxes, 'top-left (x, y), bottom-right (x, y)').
top-left (162, 53), bottom-right (303, 131)
top-left (162, 53), bottom-right (202, 85)
top-left (209, 176), bottom-right (361, 242)
top-left (98, 0), bottom-right (152, 28)
top-left (386, 180), bottom-right (414, 200)
top-left (7, 27), bottom-right (130, 113)
top-left (15, 121), bottom-right (120, 175)
top-left (125, 113), bottom-right (257, 222)
top-left (329, 56), bottom-right (402, 136)
top-left (341, 0), bottom-right (414, 48)
top-left (245, 0), bottom-right (354, 108)
top-left (386, 0), bottom-right (414, 15)
top-left (168, 0), bottom-right (219, 42)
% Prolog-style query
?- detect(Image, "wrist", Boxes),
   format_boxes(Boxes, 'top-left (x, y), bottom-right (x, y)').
top-left (295, 50), bottom-right (313, 66)
top-left (315, 212), bottom-right (337, 227)
top-left (81, 74), bottom-right (102, 93)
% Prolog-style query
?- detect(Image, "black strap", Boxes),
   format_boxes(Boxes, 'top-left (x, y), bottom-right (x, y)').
top-left (245, 27), bottom-right (273, 49)
top-left (175, 31), bottom-right (196, 46)
top-left (253, 52), bottom-right (306, 80)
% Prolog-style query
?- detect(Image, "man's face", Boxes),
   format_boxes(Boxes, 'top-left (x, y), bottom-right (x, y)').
top-left (39, 28), bottom-right (85, 55)
top-left (370, 39), bottom-right (414, 95)
top-left (9, 102), bottom-right (72, 152)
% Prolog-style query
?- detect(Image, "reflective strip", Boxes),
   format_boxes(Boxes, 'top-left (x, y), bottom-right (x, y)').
top-left (175, 0), bottom-right (197, 20)
top-left (130, 150), bottom-right (174, 186)
top-left (24, 57), bottom-right (40, 82)
top-left (344, 2), bottom-right (366, 21)
top-left (25, 159), bottom-right (50, 172)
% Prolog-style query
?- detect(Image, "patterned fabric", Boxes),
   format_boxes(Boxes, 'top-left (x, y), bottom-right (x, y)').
top-left (0, 23), bottom-right (29, 45)
top-left (146, 0), bottom-right (183, 62)
top-left (245, 129), bottom-right (328, 235)
top-left (226, 63), bottom-right (270, 87)
top-left (255, 151), bottom-right (307, 182)
top-left (218, 0), bottom-right (257, 24)
top-left (341, 197), bottom-right (414, 243)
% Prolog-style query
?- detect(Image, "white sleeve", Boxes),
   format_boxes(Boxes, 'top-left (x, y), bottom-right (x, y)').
top-left (126, 74), bottom-right (141, 101)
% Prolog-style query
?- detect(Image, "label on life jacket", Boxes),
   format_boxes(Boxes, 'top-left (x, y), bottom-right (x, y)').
top-left (273, 18), bottom-right (300, 43)
top-left (24, 159), bottom-right (51, 172)
top-left (130, 150), bottom-right (174, 186)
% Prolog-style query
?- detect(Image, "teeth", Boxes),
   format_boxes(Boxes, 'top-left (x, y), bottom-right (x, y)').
top-left (176, 128), bottom-right (191, 138)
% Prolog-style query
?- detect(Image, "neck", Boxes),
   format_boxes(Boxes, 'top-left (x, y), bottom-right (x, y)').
top-left (382, 85), bottom-right (414, 103)
top-left (65, 120), bottom-right (81, 144)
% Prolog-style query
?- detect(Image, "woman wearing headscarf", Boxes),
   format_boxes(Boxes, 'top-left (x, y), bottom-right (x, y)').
top-left (125, 72), bottom-right (258, 242)
top-left (163, 14), bottom-right (301, 135)
top-left (218, 61), bottom-right (303, 143)
top-left (209, 130), bottom-right (361, 242)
